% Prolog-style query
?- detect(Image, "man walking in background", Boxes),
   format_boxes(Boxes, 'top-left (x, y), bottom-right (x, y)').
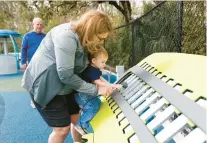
top-left (21, 17), bottom-right (46, 108)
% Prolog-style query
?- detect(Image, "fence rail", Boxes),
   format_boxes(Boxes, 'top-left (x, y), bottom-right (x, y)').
top-left (105, 1), bottom-right (206, 69)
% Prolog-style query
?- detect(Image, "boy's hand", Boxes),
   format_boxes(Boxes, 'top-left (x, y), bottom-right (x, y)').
top-left (110, 84), bottom-right (121, 91)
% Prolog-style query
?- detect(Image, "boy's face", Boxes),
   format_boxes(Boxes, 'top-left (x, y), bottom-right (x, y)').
top-left (92, 54), bottom-right (108, 70)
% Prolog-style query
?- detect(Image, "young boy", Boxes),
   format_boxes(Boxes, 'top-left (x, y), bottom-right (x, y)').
top-left (74, 45), bottom-right (120, 135)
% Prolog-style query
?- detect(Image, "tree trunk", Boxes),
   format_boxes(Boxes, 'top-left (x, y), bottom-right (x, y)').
top-left (97, 1), bottom-right (132, 24)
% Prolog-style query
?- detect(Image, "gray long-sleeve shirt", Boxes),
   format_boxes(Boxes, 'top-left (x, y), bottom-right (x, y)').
top-left (21, 23), bottom-right (98, 108)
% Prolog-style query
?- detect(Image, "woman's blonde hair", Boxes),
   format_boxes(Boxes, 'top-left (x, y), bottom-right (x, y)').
top-left (76, 10), bottom-right (113, 53)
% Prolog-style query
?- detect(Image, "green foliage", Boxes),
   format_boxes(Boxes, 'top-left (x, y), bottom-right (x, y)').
top-left (182, 1), bottom-right (206, 55)
top-left (0, 1), bottom-right (97, 52)
top-left (143, 1), bottom-right (154, 13)
top-left (1, 1), bottom-right (205, 69)
top-left (44, 15), bottom-right (64, 33)
top-left (106, 1), bottom-right (206, 69)
top-left (105, 2), bottom-right (180, 68)
top-left (133, 2), bottom-right (179, 64)
top-left (0, 1), bottom-right (96, 34)
top-left (105, 26), bottom-right (132, 69)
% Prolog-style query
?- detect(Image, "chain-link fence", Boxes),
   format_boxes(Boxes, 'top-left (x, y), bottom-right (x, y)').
top-left (105, 1), bottom-right (206, 69)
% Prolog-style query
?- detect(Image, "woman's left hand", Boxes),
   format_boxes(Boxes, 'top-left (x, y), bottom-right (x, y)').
top-left (104, 85), bottom-right (115, 97)
top-left (98, 85), bottom-right (112, 97)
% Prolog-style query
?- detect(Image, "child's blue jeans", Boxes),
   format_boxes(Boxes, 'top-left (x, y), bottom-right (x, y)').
top-left (75, 92), bottom-right (101, 129)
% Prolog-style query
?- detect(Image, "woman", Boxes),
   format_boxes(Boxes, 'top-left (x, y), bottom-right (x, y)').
top-left (21, 10), bottom-right (113, 143)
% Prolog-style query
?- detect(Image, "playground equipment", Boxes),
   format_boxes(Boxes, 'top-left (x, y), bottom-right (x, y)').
top-left (0, 29), bottom-right (22, 75)
top-left (85, 53), bottom-right (206, 143)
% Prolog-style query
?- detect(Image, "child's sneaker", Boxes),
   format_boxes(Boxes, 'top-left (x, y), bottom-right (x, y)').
top-left (30, 100), bottom-right (36, 108)
top-left (74, 125), bottom-right (88, 135)
top-left (73, 138), bottom-right (88, 143)
top-left (82, 138), bottom-right (88, 143)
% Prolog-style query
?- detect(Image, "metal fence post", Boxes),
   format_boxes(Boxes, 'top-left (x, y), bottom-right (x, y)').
top-left (131, 22), bottom-right (137, 66)
top-left (178, 0), bottom-right (183, 53)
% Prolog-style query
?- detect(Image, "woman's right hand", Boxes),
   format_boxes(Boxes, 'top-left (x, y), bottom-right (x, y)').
top-left (97, 85), bottom-right (112, 97)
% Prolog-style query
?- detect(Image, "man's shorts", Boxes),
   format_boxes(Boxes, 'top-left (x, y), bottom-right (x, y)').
top-left (31, 93), bottom-right (80, 127)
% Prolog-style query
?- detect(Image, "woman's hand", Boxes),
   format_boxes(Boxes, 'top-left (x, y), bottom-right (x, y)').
top-left (97, 85), bottom-right (112, 97)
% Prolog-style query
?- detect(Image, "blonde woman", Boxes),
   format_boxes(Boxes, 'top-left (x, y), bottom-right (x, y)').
top-left (22, 10), bottom-right (113, 143)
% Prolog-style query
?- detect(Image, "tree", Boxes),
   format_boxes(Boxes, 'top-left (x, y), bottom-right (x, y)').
top-left (0, 1), bottom-right (33, 32)
top-left (97, 1), bottom-right (132, 23)
top-left (26, 1), bottom-right (98, 20)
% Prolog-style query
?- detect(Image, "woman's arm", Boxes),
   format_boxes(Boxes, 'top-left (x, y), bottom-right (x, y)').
top-left (93, 78), bottom-right (109, 87)
top-left (53, 32), bottom-right (98, 95)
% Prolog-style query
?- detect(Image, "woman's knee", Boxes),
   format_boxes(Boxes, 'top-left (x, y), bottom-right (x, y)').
top-left (53, 126), bottom-right (70, 136)
top-left (70, 114), bottom-right (80, 125)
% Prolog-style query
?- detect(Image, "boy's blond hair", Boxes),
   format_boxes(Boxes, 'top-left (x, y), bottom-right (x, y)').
top-left (88, 44), bottom-right (108, 62)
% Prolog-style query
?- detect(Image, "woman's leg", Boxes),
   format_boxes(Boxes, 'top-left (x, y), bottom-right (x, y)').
top-left (70, 114), bottom-right (82, 142)
top-left (66, 93), bottom-right (82, 142)
top-left (29, 94), bottom-right (71, 143)
top-left (48, 126), bottom-right (70, 143)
